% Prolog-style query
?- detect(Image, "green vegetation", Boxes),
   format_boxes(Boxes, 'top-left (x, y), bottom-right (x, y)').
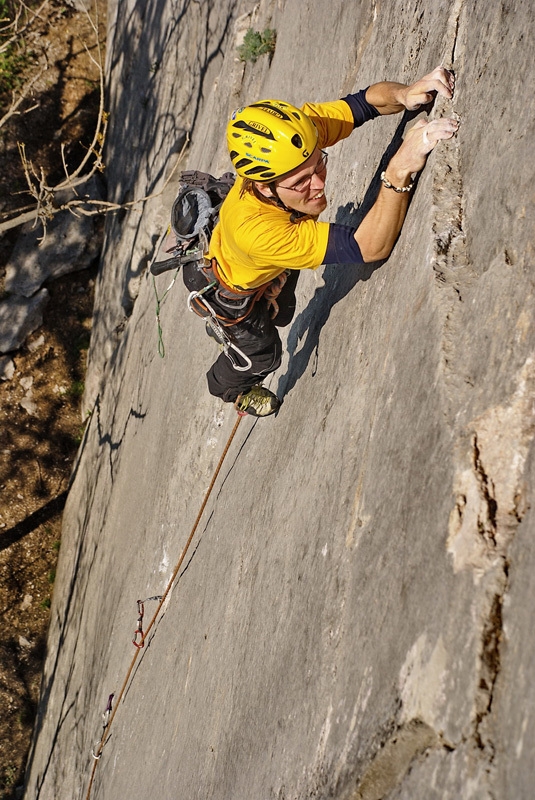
top-left (73, 415), bottom-right (91, 445)
top-left (237, 27), bottom-right (277, 63)
top-left (2, 763), bottom-right (16, 787)
top-left (0, 45), bottom-right (30, 96)
top-left (74, 329), bottom-right (91, 352)
top-left (0, 1), bottom-right (32, 96)
top-left (67, 379), bottom-right (85, 398)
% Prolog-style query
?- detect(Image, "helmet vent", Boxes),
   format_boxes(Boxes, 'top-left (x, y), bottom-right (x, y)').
top-left (291, 133), bottom-right (303, 149)
top-left (245, 165), bottom-right (273, 176)
top-left (235, 158), bottom-right (253, 169)
top-left (250, 102), bottom-right (291, 122)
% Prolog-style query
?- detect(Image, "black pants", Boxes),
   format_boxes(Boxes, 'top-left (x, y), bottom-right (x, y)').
top-left (203, 270), bottom-right (300, 402)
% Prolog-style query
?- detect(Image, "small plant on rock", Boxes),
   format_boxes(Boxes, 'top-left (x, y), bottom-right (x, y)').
top-left (237, 27), bottom-right (277, 63)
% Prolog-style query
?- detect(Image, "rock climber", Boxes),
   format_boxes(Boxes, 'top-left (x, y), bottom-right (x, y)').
top-left (190, 65), bottom-right (458, 417)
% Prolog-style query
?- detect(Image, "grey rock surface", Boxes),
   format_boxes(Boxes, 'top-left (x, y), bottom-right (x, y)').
top-left (4, 177), bottom-right (102, 298)
top-left (24, 1), bottom-right (535, 799)
top-left (0, 355), bottom-right (14, 381)
top-left (0, 289), bottom-right (49, 353)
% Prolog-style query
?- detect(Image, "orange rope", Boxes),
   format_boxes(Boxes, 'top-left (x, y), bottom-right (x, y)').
top-left (85, 414), bottom-right (243, 800)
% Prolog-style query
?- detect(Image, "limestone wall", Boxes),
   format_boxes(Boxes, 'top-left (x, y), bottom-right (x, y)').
top-left (24, 1), bottom-right (535, 798)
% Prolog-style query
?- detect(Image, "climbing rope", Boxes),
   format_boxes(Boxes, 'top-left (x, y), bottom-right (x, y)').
top-left (84, 413), bottom-right (243, 800)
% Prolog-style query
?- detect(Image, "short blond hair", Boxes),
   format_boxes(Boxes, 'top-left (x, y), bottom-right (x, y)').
top-left (240, 178), bottom-right (280, 208)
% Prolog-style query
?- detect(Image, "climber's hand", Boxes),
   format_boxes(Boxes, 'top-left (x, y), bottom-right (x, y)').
top-left (401, 66), bottom-right (455, 111)
top-left (389, 116), bottom-right (459, 175)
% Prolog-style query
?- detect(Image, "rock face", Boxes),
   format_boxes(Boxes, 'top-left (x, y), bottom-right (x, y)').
top-left (0, 290), bottom-right (49, 354)
top-left (24, 1), bottom-right (535, 799)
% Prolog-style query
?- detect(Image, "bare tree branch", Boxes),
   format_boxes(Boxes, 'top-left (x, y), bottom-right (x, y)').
top-left (0, 2), bottom-right (190, 239)
top-left (0, 2), bottom-right (24, 39)
top-left (0, 135), bottom-right (190, 233)
top-left (43, 3), bottom-right (106, 194)
top-left (0, 1), bottom-right (50, 131)
top-left (0, 63), bottom-right (47, 129)
top-left (0, 1), bottom-right (106, 238)
top-left (0, 0), bottom-right (49, 54)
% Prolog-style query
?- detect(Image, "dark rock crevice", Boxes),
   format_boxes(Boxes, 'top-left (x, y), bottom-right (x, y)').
top-left (472, 433), bottom-right (498, 548)
top-left (473, 578), bottom-right (507, 760)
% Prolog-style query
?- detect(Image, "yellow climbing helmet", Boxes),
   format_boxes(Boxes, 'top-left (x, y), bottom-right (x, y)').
top-left (226, 99), bottom-right (319, 181)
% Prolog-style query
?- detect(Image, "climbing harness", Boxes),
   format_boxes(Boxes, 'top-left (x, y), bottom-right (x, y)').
top-left (186, 257), bottom-right (281, 324)
top-left (150, 170), bottom-right (287, 367)
top-left (84, 414), bottom-right (243, 800)
top-left (184, 256), bottom-right (290, 370)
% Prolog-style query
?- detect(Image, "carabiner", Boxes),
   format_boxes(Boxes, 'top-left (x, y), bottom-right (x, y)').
top-left (132, 601), bottom-right (145, 648)
top-left (225, 341), bottom-right (253, 372)
top-left (188, 292), bottom-right (253, 371)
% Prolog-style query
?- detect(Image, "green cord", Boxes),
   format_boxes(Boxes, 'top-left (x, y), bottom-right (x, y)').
top-left (152, 270), bottom-right (179, 358)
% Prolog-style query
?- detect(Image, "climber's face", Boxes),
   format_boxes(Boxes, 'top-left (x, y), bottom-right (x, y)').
top-left (255, 148), bottom-right (329, 216)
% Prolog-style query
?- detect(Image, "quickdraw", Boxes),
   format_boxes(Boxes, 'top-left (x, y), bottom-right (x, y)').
top-left (90, 694), bottom-right (114, 760)
top-left (186, 288), bottom-right (253, 372)
top-left (132, 596), bottom-right (163, 649)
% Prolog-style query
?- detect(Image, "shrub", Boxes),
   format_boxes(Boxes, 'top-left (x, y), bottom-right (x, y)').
top-left (237, 27), bottom-right (276, 63)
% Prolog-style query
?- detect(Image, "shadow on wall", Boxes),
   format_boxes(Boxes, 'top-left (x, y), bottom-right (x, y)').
top-left (83, 0), bottom-right (243, 419)
top-left (101, 0), bottom-right (240, 315)
top-left (21, 5), bottom-right (247, 787)
top-left (21, 381), bottom-right (152, 797)
top-left (277, 109), bottom-right (423, 400)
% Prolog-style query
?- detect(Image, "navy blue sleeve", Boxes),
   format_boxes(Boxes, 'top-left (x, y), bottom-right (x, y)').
top-left (324, 224), bottom-right (364, 264)
top-left (341, 87), bottom-right (380, 128)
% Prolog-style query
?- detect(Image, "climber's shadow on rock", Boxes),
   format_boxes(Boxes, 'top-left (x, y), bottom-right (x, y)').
top-left (276, 109), bottom-right (423, 401)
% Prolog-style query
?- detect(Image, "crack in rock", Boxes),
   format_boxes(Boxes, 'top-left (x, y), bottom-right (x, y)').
top-left (472, 434), bottom-right (498, 546)
top-left (474, 579), bottom-right (507, 760)
top-left (448, 357), bottom-right (535, 574)
top-left (446, 356), bottom-right (535, 777)
top-left (430, 158), bottom-right (468, 294)
top-left (429, 0), bottom-right (469, 297)
top-left (448, 0), bottom-right (464, 64)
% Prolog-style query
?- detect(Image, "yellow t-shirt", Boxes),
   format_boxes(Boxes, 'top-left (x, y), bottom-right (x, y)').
top-left (209, 99), bottom-right (355, 290)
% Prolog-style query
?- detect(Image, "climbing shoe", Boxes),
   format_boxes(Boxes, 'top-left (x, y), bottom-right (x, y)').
top-left (235, 385), bottom-right (281, 417)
